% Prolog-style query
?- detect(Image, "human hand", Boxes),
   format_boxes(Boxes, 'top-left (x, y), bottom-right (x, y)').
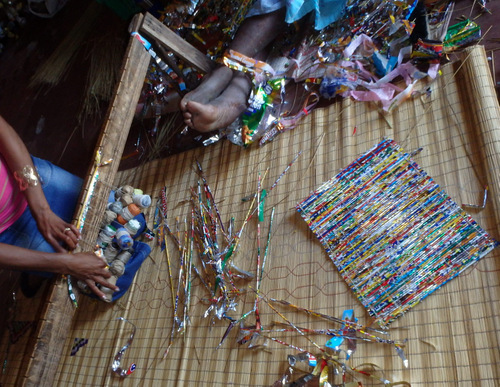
top-left (33, 207), bottom-right (80, 252)
top-left (67, 252), bottom-right (119, 299)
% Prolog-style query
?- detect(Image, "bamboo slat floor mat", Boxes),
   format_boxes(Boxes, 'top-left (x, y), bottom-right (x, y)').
top-left (1, 45), bottom-right (498, 386)
top-left (54, 46), bottom-right (500, 386)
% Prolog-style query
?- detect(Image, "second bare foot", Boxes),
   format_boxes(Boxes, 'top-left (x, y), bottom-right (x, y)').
top-left (180, 66), bottom-right (234, 112)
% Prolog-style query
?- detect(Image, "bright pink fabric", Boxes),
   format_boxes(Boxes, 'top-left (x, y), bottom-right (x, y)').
top-left (0, 154), bottom-right (28, 233)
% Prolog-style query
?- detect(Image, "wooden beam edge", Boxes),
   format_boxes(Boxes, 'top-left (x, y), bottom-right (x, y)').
top-left (22, 13), bottom-right (151, 387)
top-left (139, 12), bottom-right (215, 74)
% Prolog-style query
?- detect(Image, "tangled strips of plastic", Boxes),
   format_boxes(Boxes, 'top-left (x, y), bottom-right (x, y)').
top-left (158, 155), bottom-right (301, 355)
top-left (238, 298), bottom-right (410, 386)
top-left (226, 0), bottom-right (457, 145)
top-left (285, 0), bottom-right (429, 99)
top-left (158, 161), bottom-right (262, 355)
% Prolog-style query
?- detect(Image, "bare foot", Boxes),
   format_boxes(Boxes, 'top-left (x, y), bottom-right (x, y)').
top-left (184, 98), bottom-right (247, 132)
top-left (183, 72), bottom-right (252, 132)
top-left (180, 65), bottom-right (233, 112)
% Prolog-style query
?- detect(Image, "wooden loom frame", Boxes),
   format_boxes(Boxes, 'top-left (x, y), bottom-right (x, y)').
top-left (20, 13), bottom-right (213, 387)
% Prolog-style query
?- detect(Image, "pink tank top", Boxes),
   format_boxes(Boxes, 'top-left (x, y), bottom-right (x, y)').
top-left (0, 154), bottom-right (28, 233)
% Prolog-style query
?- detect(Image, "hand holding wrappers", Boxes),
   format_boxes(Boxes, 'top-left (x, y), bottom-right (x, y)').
top-left (77, 185), bottom-right (152, 302)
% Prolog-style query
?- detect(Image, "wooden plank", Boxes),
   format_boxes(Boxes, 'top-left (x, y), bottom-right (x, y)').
top-left (139, 12), bottom-right (215, 74)
top-left (22, 13), bottom-right (151, 387)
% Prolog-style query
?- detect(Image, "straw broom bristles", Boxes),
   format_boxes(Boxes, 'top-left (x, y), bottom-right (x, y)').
top-left (144, 112), bottom-right (183, 162)
top-left (29, 1), bottom-right (103, 89)
top-left (78, 34), bottom-right (125, 123)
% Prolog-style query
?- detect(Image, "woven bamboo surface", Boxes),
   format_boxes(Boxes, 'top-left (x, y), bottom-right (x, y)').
top-left (55, 45), bottom-right (500, 386)
top-left (2, 45), bottom-right (499, 386)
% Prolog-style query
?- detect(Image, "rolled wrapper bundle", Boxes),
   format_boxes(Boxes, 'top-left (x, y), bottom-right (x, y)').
top-left (114, 228), bottom-right (133, 250)
top-left (96, 234), bottom-right (113, 249)
top-left (108, 201), bottom-right (123, 214)
top-left (101, 210), bottom-right (118, 227)
top-left (120, 194), bottom-right (134, 206)
top-left (96, 232), bottom-right (112, 248)
top-left (116, 250), bottom-right (133, 265)
top-left (102, 224), bottom-right (117, 237)
top-left (103, 243), bottom-right (120, 263)
top-left (101, 275), bottom-right (118, 302)
top-left (110, 260), bottom-right (126, 277)
top-left (124, 218), bottom-right (141, 236)
top-left (133, 188), bottom-right (143, 196)
top-left (76, 280), bottom-right (91, 294)
top-left (121, 203), bottom-right (141, 222)
top-left (116, 214), bottom-right (127, 225)
top-left (115, 185), bottom-right (134, 199)
top-left (132, 194), bottom-right (151, 208)
top-left (96, 224), bottom-right (117, 247)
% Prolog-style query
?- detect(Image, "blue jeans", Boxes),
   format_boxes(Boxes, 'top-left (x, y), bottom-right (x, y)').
top-left (0, 157), bottom-right (83, 253)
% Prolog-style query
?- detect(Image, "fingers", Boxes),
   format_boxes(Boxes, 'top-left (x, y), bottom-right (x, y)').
top-left (71, 253), bottom-right (120, 301)
top-left (85, 279), bottom-right (106, 300)
top-left (83, 276), bottom-right (119, 301)
top-left (48, 234), bottom-right (67, 253)
top-left (68, 224), bottom-right (81, 238)
top-left (98, 267), bottom-right (112, 279)
top-left (84, 276), bottom-right (119, 303)
top-left (94, 276), bottom-right (119, 292)
top-left (61, 225), bottom-right (79, 250)
top-left (86, 253), bottom-right (111, 278)
top-left (62, 234), bottom-right (77, 250)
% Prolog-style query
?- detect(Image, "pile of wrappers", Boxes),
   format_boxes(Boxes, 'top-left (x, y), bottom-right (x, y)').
top-left (136, 0), bottom-right (482, 147)
top-left (78, 185), bottom-right (152, 302)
